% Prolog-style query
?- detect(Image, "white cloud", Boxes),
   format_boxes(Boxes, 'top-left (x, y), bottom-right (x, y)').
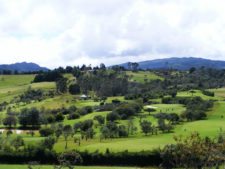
top-left (0, 0), bottom-right (225, 68)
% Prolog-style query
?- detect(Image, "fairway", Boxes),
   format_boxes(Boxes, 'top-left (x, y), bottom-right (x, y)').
top-left (126, 71), bottom-right (163, 83)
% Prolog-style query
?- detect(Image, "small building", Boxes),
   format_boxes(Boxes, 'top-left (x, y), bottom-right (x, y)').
top-left (80, 94), bottom-right (89, 100)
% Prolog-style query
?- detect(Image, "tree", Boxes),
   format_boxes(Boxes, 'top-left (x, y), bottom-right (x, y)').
top-left (33, 70), bottom-right (63, 82)
top-left (55, 124), bottom-right (63, 141)
top-left (55, 112), bottom-right (65, 122)
top-left (106, 122), bottom-right (119, 138)
top-left (161, 132), bottom-right (225, 168)
top-left (127, 118), bottom-right (136, 135)
top-left (69, 84), bottom-right (81, 95)
top-left (145, 108), bottom-right (156, 116)
top-left (40, 136), bottom-right (56, 150)
top-left (106, 112), bottom-right (120, 122)
top-left (6, 130), bottom-right (13, 137)
top-left (99, 63), bottom-right (106, 70)
top-left (19, 108), bottom-right (40, 128)
top-left (118, 125), bottom-right (128, 137)
top-left (131, 62), bottom-right (139, 72)
top-left (11, 136), bottom-right (24, 151)
top-left (63, 125), bottom-right (73, 149)
top-left (39, 127), bottom-right (54, 137)
top-left (100, 126), bottom-right (110, 140)
top-left (140, 120), bottom-right (152, 136)
top-left (3, 116), bottom-right (17, 128)
top-left (56, 78), bottom-right (68, 94)
top-left (55, 151), bottom-right (82, 169)
top-left (158, 118), bottom-right (173, 133)
top-left (80, 120), bottom-right (93, 132)
top-left (85, 128), bottom-right (95, 140)
top-left (189, 67), bottom-right (196, 74)
top-left (94, 115), bottom-right (105, 125)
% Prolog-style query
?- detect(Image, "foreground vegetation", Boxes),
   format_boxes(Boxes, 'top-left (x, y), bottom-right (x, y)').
top-left (0, 65), bottom-right (225, 167)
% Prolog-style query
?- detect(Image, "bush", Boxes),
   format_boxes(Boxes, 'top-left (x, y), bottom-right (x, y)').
top-left (77, 106), bottom-right (93, 115)
top-left (69, 84), bottom-right (81, 95)
top-left (67, 113), bottom-right (80, 120)
top-left (202, 90), bottom-right (215, 97)
top-left (106, 112), bottom-right (120, 122)
top-left (39, 127), bottom-right (54, 137)
top-left (55, 113), bottom-right (65, 122)
top-left (33, 71), bottom-right (62, 82)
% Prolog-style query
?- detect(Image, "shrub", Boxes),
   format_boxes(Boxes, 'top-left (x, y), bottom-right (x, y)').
top-left (67, 113), bottom-right (80, 120)
top-left (39, 127), bottom-right (54, 137)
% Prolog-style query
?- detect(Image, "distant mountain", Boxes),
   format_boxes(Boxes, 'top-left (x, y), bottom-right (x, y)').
top-left (118, 57), bottom-right (225, 70)
top-left (0, 62), bottom-right (49, 72)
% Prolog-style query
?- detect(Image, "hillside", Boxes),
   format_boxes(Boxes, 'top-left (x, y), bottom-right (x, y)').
top-left (0, 62), bottom-right (49, 72)
top-left (118, 57), bottom-right (225, 70)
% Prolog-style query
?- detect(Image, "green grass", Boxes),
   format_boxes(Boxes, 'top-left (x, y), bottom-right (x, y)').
top-left (0, 74), bottom-right (55, 103)
top-left (53, 101), bottom-right (225, 153)
top-left (0, 74), bottom-right (225, 154)
top-left (63, 111), bottom-right (109, 125)
top-left (126, 71), bottom-right (163, 83)
top-left (0, 75), bottom-right (34, 88)
top-left (54, 104), bottom-right (186, 153)
top-left (177, 90), bottom-right (220, 100)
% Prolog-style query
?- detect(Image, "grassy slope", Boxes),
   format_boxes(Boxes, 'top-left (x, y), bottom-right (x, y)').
top-left (0, 74), bottom-right (225, 153)
top-left (54, 104), bottom-right (186, 152)
top-left (126, 71), bottom-right (163, 83)
top-left (0, 75), bottom-right (55, 103)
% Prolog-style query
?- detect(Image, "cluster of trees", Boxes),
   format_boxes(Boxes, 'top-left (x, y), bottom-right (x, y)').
top-left (106, 102), bottom-right (142, 121)
top-left (38, 120), bottom-right (95, 149)
top-left (1, 106), bottom-right (74, 128)
top-left (162, 67), bottom-right (225, 90)
top-left (127, 62), bottom-right (139, 72)
top-left (181, 97), bottom-right (214, 121)
top-left (100, 122), bottom-right (129, 139)
top-left (0, 102), bottom-right (7, 111)
top-left (162, 96), bottom-right (214, 121)
top-left (33, 71), bottom-right (63, 82)
top-left (202, 90), bottom-right (215, 97)
top-left (139, 114), bottom-right (176, 136)
top-left (77, 70), bottom-right (129, 97)
top-left (161, 132), bottom-right (225, 168)
top-left (18, 88), bottom-right (44, 103)
top-left (0, 69), bottom-right (17, 75)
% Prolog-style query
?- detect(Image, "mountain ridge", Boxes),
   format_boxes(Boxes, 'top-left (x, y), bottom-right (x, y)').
top-left (0, 62), bottom-right (49, 72)
top-left (117, 57), bottom-right (225, 70)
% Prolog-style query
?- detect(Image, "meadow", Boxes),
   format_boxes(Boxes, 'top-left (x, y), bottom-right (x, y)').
top-left (0, 72), bottom-right (224, 161)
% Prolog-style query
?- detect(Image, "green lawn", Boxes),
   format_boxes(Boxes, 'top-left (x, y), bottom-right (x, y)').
top-left (53, 101), bottom-right (225, 153)
top-left (0, 75), bottom-right (34, 89)
top-left (177, 90), bottom-right (220, 100)
top-left (126, 71), bottom-right (163, 83)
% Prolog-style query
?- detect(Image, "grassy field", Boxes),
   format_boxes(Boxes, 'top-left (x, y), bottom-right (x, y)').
top-left (0, 75), bottom-right (225, 154)
top-left (53, 100), bottom-right (225, 153)
top-left (126, 71), bottom-right (163, 83)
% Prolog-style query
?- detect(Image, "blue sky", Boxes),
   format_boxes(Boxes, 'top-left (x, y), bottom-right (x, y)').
top-left (0, 0), bottom-right (225, 68)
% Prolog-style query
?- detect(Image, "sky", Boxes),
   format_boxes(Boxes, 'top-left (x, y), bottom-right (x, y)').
top-left (0, 0), bottom-right (225, 68)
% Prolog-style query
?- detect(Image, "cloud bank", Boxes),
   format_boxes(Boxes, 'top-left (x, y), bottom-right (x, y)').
top-left (0, 0), bottom-right (225, 68)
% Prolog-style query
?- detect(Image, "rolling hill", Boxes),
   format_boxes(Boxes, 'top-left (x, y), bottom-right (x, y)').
top-left (118, 57), bottom-right (225, 70)
top-left (0, 62), bottom-right (49, 72)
